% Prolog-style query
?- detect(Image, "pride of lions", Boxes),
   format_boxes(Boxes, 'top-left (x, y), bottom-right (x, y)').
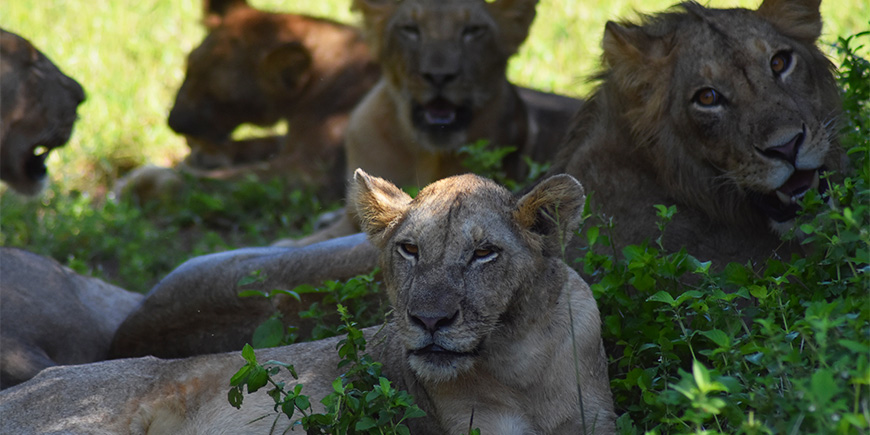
top-left (0, 0), bottom-right (846, 433)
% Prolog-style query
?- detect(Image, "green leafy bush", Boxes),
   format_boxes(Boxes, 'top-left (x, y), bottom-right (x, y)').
top-left (585, 33), bottom-right (869, 434)
top-left (228, 305), bottom-right (426, 434)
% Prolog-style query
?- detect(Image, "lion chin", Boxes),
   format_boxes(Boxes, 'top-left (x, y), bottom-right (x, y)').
top-left (408, 344), bottom-right (477, 383)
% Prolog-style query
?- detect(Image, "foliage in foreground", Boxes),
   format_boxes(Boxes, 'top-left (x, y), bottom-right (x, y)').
top-left (229, 305), bottom-right (425, 435)
top-left (584, 31), bottom-right (869, 434)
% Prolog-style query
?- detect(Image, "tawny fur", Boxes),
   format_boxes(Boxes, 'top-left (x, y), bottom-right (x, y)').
top-left (549, 0), bottom-right (843, 266)
top-left (280, 0), bottom-right (584, 247)
top-left (0, 248), bottom-right (143, 389)
top-left (163, 0), bottom-right (380, 198)
top-left (1, 171), bottom-right (615, 434)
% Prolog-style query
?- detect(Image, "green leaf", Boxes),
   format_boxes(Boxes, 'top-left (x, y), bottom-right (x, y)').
top-left (811, 369), bottom-right (836, 405)
top-left (242, 344), bottom-right (257, 364)
top-left (247, 366), bottom-right (268, 393)
top-left (699, 329), bottom-right (731, 349)
top-left (252, 317), bottom-right (285, 349)
top-left (295, 394), bottom-right (310, 410)
top-left (403, 405), bottom-right (426, 420)
top-left (587, 226), bottom-right (600, 246)
top-left (237, 290), bottom-right (269, 298)
top-left (647, 291), bottom-right (676, 306)
top-left (230, 365), bottom-right (251, 386)
top-left (227, 387), bottom-right (243, 409)
top-left (355, 417), bottom-right (378, 431)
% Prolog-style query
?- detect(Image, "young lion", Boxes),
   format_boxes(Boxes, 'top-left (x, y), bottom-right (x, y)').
top-left (0, 29), bottom-right (85, 196)
top-left (0, 170), bottom-right (614, 434)
top-left (552, 0), bottom-right (844, 266)
top-left (283, 0), bottom-right (583, 246)
top-left (166, 0), bottom-right (380, 195)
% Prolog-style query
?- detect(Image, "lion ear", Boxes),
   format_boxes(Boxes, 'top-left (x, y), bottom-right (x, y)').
top-left (602, 21), bottom-right (673, 68)
top-left (756, 0), bottom-right (822, 43)
top-left (260, 42), bottom-right (312, 93)
top-left (203, 0), bottom-right (248, 28)
top-left (486, 0), bottom-right (539, 54)
top-left (352, 0), bottom-right (400, 57)
top-left (350, 169), bottom-right (413, 247)
top-left (514, 174), bottom-right (585, 246)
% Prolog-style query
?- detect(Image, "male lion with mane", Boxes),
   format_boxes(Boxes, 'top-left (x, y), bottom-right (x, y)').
top-left (284, 0), bottom-right (583, 245)
top-left (0, 29), bottom-right (85, 196)
top-left (551, 0), bottom-right (843, 266)
top-left (1, 170), bottom-right (615, 434)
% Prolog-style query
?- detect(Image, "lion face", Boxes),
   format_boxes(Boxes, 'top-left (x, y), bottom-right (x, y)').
top-left (0, 30), bottom-right (85, 196)
top-left (351, 169), bottom-right (585, 383)
top-left (603, 0), bottom-right (841, 231)
top-left (355, 0), bottom-right (537, 151)
top-left (167, 7), bottom-right (313, 143)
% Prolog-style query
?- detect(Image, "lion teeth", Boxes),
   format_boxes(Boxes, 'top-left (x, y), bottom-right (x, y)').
top-left (776, 190), bottom-right (794, 205)
top-left (33, 145), bottom-right (49, 158)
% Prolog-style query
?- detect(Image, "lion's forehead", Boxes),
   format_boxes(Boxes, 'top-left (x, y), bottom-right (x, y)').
top-left (395, 200), bottom-right (520, 251)
top-left (393, 1), bottom-right (493, 33)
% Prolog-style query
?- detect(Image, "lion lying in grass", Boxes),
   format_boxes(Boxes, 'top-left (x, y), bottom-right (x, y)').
top-left (0, 29), bottom-right (85, 196)
top-left (1, 170), bottom-right (614, 434)
top-left (164, 0), bottom-right (380, 197)
top-left (282, 0), bottom-right (583, 246)
top-left (552, 0), bottom-right (844, 266)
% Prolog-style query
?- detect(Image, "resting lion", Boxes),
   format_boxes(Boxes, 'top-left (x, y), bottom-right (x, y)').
top-left (282, 0), bottom-right (584, 246)
top-left (0, 248), bottom-right (143, 389)
top-left (1, 170), bottom-right (615, 434)
top-left (166, 0), bottom-right (380, 196)
top-left (0, 29), bottom-right (85, 196)
top-left (552, 0), bottom-right (844, 266)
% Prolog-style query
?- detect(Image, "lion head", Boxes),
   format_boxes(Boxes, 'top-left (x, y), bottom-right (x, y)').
top-left (351, 168), bottom-right (586, 382)
top-left (168, 0), bottom-right (376, 147)
top-left (605, 0), bottom-right (841, 232)
top-left (352, 0), bottom-right (538, 151)
top-left (553, 0), bottom-right (843, 261)
top-left (0, 29), bottom-right (85, 196)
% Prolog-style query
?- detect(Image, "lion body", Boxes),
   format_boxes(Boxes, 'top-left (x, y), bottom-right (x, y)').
top-left (1, 172), bottom-right (614, 434)
top-left (166, 0), bottom-right (380, 196)
top-left (0, 248), bottom-right (143, 389)
top-left (551, 0), bottom-right (842, 265)
top-left (0, 29), bottom-right (85, 196)
top-left (282, 0), bottom-right (583, 246)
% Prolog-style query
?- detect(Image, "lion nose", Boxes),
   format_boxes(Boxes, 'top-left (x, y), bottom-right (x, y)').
top-left (760, 128), bottom-right (805, 165)
top-left (422, 72), bottom-right (458, 88)
top-left (408, 310), bottom-right (459, 333)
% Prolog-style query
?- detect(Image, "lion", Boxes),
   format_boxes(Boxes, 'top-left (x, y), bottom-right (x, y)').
top-left (0, 29), bottom-right (85, 196)
top-left (166, 0), bottom-right (380, 196)
top-left (281, 0), bottom-right (584, 246)
top-left (0, 248), bottom-right (143, 389)
top-left (1, 170), bottom-right (615, 435)
top-left (551, 0), bottom-right (844, 266)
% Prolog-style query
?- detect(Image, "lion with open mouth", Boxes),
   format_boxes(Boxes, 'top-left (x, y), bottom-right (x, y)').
top-left (0, 29), bottom-right (85, 196)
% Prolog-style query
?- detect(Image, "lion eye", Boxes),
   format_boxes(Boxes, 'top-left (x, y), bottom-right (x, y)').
top-left (770, 51), bottom-right (793, 76)
top-left (693, 88), bottom-right (722, 107)
top-left (399, 243), bottom-right (419, 259)
top-left (472, 247), bottom-right (498, 262)
top-left (462, 25), bottom-right (487, 42)
top-left (400, 25), bottom-right (420, 41)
